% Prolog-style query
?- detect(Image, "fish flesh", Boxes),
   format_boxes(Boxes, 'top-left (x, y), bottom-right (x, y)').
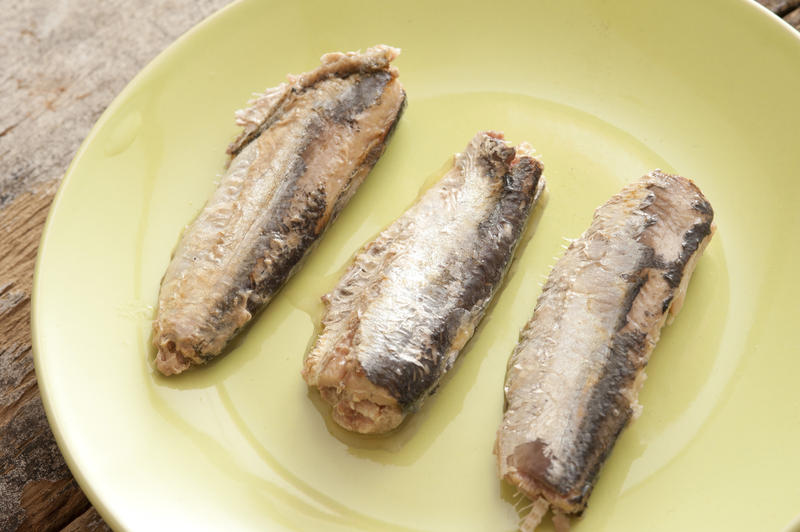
top-left (302, 131), bottom-right (545, 433)
top-left (153, 45), bottom-right (406, 375)
top-left (303, 132), bottom-right (544, 433)
top-left (495, 171), bottom-right (714, 531)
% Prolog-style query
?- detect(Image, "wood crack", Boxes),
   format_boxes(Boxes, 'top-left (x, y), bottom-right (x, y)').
top-left (0, 121), bottom-right (19, 138)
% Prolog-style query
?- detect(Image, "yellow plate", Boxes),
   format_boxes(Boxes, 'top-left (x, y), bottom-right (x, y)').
top-left (32, 1), bottom-right (800, 530)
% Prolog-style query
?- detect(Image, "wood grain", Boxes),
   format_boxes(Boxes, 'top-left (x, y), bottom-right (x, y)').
top-left (757, 0), bottom-right (800, 29)
top-left (0, 185), bottom-right (81, 532)
top-left (62, 509), bottom-right (110, 532)
top-left (785, 6), bottom-right (800, 29)
top-left (757, 0), bottom-right (800, 16)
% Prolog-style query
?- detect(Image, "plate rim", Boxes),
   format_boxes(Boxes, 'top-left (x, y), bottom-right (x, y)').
top-left (30, 0), bottom-right (800, 530)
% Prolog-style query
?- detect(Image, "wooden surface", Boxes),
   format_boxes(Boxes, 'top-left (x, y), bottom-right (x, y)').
top-left (0, 1), bottom-right (797, 530)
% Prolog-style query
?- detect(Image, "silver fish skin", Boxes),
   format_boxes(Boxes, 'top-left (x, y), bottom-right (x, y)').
top-left (153, 45), bottom-right (406, 375)
top-left (495, 171), bottom-right (714, 529)
top-left (302, 132), bottom-right (545, 434)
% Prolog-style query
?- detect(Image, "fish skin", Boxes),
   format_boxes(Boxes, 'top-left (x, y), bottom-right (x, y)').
top-left (495, 171), bottom-right (714, 522)
top-left (153, 45), bottom-right (406, 375)
top-left (303, 132), bottom-right (545, 434)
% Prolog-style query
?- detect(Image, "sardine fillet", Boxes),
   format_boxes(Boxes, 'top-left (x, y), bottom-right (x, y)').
top-left (153, 45), bottom-right (406, 375)
top-left (495, 171), bottom-right (714, 523)
top-left (303, 132), bottom-right (545, 433)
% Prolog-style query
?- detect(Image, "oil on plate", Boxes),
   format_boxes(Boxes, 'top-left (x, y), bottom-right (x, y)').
top-left (33, 1), bottom-right (800, 530)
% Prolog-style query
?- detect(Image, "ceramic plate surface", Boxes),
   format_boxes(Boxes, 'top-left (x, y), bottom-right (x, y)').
top-left (33, 1), bottom-right (800, 530)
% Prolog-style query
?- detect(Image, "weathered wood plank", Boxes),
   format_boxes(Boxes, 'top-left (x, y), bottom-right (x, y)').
top-left (0, 0), bottom-right (232, 207)
top-left (757, 0), bottom-right (800, 16)
top-left (0, 382), bottom-right (89, 531)
top-left (785, 6), bottom-right (800, 29)
top-left (0, 1), bottom-right (231, 530)
top-left (62, 508), bottom-right (112, 532)
top-left (0, 186), bottom-right (91, 532)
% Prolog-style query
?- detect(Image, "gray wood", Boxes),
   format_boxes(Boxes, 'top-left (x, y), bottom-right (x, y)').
top-left (0, 0), bottom-right (231, 209)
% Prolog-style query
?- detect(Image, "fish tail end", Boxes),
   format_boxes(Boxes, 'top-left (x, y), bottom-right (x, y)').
top-left (521, 497), bottom-right (550, 532)
top-left (153, 335), bottom-right (193, 376)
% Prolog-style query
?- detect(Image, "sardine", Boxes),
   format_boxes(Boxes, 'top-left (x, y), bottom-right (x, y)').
top-left (302, 132), bottom-right (545, 433)
top-left (494, 171), bottom-right (714, 530)
top-left (153, 45), bottom-right (406, 375)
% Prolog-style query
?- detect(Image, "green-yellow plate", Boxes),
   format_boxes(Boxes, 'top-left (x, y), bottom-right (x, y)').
top-left (32, 1), bottom-right (800, 530)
